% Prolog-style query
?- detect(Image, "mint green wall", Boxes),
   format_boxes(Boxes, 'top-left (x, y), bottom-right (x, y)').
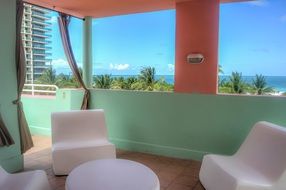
top-left (89, 90), bottom-right (286, 160)
top-left (23, 89), bottom-right (286, 161)
top-left (0, 0), bottom-right (23, 172)
top-left (22, 89), bottom-right (84, 135)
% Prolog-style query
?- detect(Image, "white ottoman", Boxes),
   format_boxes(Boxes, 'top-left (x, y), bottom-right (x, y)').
top-left (66, 159), bottom-right (160, 190)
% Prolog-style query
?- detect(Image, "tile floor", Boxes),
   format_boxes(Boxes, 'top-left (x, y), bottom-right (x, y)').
top-left (24, 135), bottom-right (205, 190)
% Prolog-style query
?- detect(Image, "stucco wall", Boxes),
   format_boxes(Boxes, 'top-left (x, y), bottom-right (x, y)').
top-left (23, 89), bottom-right (286, 161)
top-left (0, 0), bottom-right (23, 172)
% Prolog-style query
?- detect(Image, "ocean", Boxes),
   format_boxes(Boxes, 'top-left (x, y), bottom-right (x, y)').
top-left (107, 75), bottom-right (286, 92)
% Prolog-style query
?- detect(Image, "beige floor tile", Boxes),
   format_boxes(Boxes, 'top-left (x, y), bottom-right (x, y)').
top-left (24, 135), bottom-right (202, 190)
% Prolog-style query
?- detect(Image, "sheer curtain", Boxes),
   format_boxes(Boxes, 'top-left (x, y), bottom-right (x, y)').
top-left (14, 0), bottom-right (33, 153)
top-left (0, 111), bottom-right (14, 146)
top-left (58, 13), bottom-right (90, 109)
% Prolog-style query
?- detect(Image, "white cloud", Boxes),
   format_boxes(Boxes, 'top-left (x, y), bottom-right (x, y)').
top-left (168, 64), bottom-right (174, 72)
top-left (248, 0), bottom-right (269, 7)
top-left (51, 58), bottom-right (68, 68)
top-left (109, 63), bottom-right (130, 71)
top-left (51, 59), bottom-right (83, 67)
top-left (50, 16), bottom-right (57, 24)
top-left (280, 15), bottom-right (286, 22)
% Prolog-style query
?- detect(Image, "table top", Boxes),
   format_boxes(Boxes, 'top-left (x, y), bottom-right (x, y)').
top-left (66, 159), bottom-right (160, 190)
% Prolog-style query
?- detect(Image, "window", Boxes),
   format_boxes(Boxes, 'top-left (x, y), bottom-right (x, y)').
top-left (219, 0), bottom-right (286, 96)
top-left (92, 10), bottom-right (175, 91)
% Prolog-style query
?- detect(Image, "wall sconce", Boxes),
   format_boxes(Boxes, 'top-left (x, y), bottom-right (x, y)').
top-left (187, 53), bottom-right (204, 64)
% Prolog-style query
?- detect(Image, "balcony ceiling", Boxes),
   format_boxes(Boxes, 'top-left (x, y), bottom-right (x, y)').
top-left (24, 0), bottom-right (253, 18)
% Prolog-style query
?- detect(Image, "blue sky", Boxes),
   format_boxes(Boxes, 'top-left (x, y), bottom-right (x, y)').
top-left (49, 0), bottom-right (286, 76)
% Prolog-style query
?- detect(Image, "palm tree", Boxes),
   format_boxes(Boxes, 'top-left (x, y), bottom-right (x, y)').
top-left (125, 77), bottom-right (138, 89)
top-left (111, 77), bottom-right (126, 89)
top-left (154, 78), bottom-right (174, 91)
top-left (218, 65), bottom-right (227, 88)
top-left (218, 65), bottom-right (224, 74)
top-left (94, 74), bottom-right (113, 89)
top-left (36, 67), bottom-right (56, 84)
top-left (229, 72), bottom-right (244, 94)
top-left (252, 74), bottom-right (273, 95)
top-left (68, 67), bottom-right (82, 88)
top-left (139, 67), bottom-right (156, 90)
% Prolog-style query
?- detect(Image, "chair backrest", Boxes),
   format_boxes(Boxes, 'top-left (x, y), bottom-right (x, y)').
top-left (51, 109), bottom-right (108, 144)
top-left (235, 121), bottom-right (286, 181)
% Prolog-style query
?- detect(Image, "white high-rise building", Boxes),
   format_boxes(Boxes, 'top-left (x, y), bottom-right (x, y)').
top-left (22, 4), bottom-right (52, 84)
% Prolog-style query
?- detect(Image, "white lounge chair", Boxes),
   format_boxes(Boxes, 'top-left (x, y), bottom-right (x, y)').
top-left (0, 166), bottom-right (51, 190)
top-left (51, 109), bottom-right (116, 175)
top-left (199, 121), bottom-right (286, 190)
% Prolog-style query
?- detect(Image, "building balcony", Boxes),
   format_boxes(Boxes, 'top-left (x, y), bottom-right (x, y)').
top-left (33, 65), bottom-right (49, 68)
top-left (33, 52), bottom-right (52, 56)
top-left (33, 59), bottom-right (52, 62)
top-left (23, 18), bottom-right (32, 22)
top-left (32, 17), bottom-right (51, 23)
top-left (22, 31), bottom-right (32, 35)
top-left (24, 43), bottom-right (32, 47)
top-left (34, 72), bottom-right (46, 75)
top-left (23, 11), bottom-right (32, 15)
top-left (32, 13), bottom-right (52, 20)
top-left (32, 46), bottom-right (52, 50)
top-left (32, 20), bottom-right (52, 26)
top-left (32, 33), bottom-right (52, 38)
top-left (33, 27), bottom-right (52, 32)
top-left (31, 6), bottom-right (50, 13)
top-left (26, 58), bottom-right (52, 63)
top-left (33, 40), bottom-right (52, 44)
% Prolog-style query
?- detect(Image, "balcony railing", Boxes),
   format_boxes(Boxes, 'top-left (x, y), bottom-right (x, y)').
top-left (32, 33), bottom-right (52, 38)
top-left (31, 6), bottom-right (50, 14)
top-left (32, 20), bottom-right (52, 26)
top-left (23, 84), bottom-right (58, 96)
top-left (33, 27), bottom-right (52, 32)
top-left (33, 40), bottom-right (52, 44)
top-left (32, 12), bottom-right (52, 20)
top-left (33, 46), bottom-right (52, 50)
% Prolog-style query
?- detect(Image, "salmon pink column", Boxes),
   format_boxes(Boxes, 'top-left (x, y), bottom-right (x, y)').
top-left (174, 0), bottom-right (219, 94)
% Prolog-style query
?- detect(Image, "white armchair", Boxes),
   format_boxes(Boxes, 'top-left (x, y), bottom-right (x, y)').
top-left (51, 109), bottom-right (116, 175)
top-left (0, 166), bottom-right (51, 190)
top-left (199, 121), bottom-right (286, 190)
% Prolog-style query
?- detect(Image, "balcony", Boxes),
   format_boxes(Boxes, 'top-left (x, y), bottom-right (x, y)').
top-left (31, 6), bottom-right (50, 13)
top-left (2, 0), bottom-right (286, 190)
top-left (32, 45), bottom-right (52, 50)
top-left (32, 19), bottom-right (52, 26)
top-left (20, 88), bottom-right (286, 189)
top-left (33, 40), bottom-right (52, 44)
top-left (33, 52), bottom-right (52, 56)
top-left (32, 12), bottom-right (52, 20)
top-left (32, 33), bottom-right (52, 38)
top-left (33, 27), bottom-right (52, 32)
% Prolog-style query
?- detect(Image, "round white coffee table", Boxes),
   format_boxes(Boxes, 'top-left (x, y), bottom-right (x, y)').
top-left (66, 159), bottom-right (160, 190)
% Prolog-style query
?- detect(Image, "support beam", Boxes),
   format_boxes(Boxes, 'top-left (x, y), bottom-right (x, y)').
top-left (83, 16), bottom-right (93, 88)
top-left (174, 0), bottom-right (219, 94)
